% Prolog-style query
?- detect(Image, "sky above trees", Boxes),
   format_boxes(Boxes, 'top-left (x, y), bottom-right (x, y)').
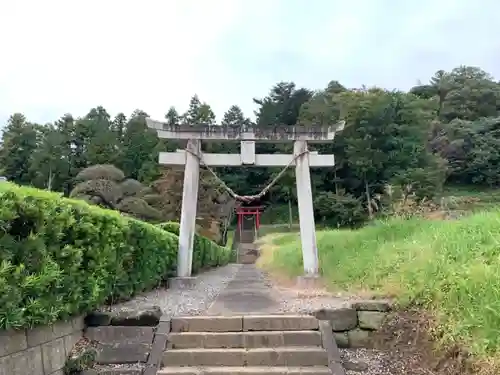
top-left (0, 0), bottom-right (497, 125)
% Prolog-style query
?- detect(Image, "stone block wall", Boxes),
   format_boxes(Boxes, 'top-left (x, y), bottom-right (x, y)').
top-left (0, 317), bottom-right (84, 375)
top-left (313, 300), bottom-right (390, 348)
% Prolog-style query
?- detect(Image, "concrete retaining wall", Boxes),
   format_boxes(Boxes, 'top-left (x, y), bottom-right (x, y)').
top-left (313, 300), bottom-right (391, 348)
top-left (0, 317), bottom-right (84, 375)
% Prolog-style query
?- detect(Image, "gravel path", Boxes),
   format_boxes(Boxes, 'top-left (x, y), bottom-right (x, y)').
top-left (341, 348), bottom-right (403, 375)
top-left (110, 264), bottom-right (242, 317)
top-left (109, 263), bottom-right (362, 317)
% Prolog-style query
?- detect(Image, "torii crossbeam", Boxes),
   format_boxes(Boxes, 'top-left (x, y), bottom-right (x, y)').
top-left (146, 120), bottom-right (345, 288)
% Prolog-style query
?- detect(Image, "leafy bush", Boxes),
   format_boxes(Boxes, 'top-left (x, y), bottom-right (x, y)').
top-left (158, 221), bottom-right (180, 235)
top-left (157, 222), bottom-right (231, 272)
top-left (70, 164), bottom-right (162, 222)
top-left (74, 164), bottom-right (125, 182)
top-left (313, 191), bottom-right (367, 228)
top-left (116, 197), bottom-right (163, 222)
top-left (120, 178), bottom-right (146, 197)
top-left (0, 183), bottom-right (230, 330)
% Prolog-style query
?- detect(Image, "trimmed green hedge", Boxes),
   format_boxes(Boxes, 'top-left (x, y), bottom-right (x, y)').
top-left (0, 183), bottom-right (229, 330)
top-left (157, 222), bottom-right (231, 272)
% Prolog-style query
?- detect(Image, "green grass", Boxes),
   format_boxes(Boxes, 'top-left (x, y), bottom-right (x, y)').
top-left (262, 210), bottom-right (500, 360)
top-left (258, 224), bottom-right (300, 237)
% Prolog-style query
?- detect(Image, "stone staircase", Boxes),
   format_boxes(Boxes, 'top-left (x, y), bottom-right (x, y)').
top-left (237, 243), bottom-right (260, 264)
top-left (158, 314), bottom-right (343, 375)
top-left (240, 229), bottom-right (256, 244)
top-left (236, 228), bottom-right (259, 264)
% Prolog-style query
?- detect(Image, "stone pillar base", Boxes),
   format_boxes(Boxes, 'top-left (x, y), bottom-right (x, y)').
top-left (168, 277), bottom-right (197, 289)
top-left (296, 274), bottom-right (322, 289)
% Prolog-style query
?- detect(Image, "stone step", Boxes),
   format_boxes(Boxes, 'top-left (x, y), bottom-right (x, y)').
top-left (168, 330), bottom-right (322, 349)
top-left (86, 326), bottom-right (155, 344)
top-left (162, 347), bottom-right (328, 367)
top-left (95, 342), bottom-right (151, 364)
top-left (171, 315), bottom-right (319, 333)
top-left (237, 246), bottom-right (260, 264)
top-left (158, 366), bottom-right (331, 374)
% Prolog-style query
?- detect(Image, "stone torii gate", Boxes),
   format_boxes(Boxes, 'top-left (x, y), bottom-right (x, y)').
top-left (146, 119), bottom-right (344, 288)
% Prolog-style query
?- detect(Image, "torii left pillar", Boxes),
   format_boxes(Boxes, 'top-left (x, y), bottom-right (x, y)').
top-left (173, 139), bottom-right (200, 287)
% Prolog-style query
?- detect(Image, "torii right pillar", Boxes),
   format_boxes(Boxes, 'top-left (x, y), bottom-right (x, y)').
top-left (294, 140), bottom-right (319, 278)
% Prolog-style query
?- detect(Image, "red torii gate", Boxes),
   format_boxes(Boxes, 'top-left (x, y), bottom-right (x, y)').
top-left (236, 205), bottom-right (264, 233)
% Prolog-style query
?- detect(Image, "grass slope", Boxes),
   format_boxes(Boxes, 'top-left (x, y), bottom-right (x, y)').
top-left (261, 210), bottom-right (500, 361)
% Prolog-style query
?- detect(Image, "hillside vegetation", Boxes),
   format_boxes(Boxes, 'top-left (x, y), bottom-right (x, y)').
top-left (3, 65), bottom-right (500, 227)
top-left (260, 211), bottom-right (500, 363)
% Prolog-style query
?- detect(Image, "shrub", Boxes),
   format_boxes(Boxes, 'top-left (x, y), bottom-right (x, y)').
top-left (158, 221), bottom-right (180, 235)
top-left (0, 183), bottom-right (229, 330)
top-left (70, 179), bottom-right (122, 207)
top-left (313, 191), bottom-right (367, 228)
top-left (157, 222), bottom-right (231, 272)
top-left (116, 197), bottom-right (163, 222)
top-left (74, 164), bottom-right (125, 182)
top-left (120, 178), bottom-right (146, 197)
top-left (70, 165), bottom-right (162, 222)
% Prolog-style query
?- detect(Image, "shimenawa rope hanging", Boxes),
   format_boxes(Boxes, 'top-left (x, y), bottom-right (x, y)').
top-left (183, 147), bottom-right (309, 203)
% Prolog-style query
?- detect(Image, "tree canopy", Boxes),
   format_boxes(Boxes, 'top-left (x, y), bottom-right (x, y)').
top-left (1, 65), bottom-right (499, 226)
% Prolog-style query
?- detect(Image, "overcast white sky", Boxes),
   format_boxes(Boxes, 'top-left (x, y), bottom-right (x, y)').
top-left (0, 0), bottom-right (498, 126)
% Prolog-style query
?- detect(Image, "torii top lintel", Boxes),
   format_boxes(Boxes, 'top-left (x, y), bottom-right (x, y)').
top-left (146, 118), bottom-right (345, 143)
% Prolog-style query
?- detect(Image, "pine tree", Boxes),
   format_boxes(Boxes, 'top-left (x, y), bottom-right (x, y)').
top-left (221, 105), bottom-right (250, 127)
top-left (198, 103), bottom-right (216, 125)
top-left (165, 106), bottom-right (180, 126)
top-left (30, 125), bottom-right (70, 191)
top-left (182, 95), bottom-right (202, 125)
top-left (0, 113), bottom-right (39, 184)
top-left (121, 110), bottom-right (160, 180)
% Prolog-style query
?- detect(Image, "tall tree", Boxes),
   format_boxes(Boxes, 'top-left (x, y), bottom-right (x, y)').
top-left (121, 110), bottom-right (160, 181)
top-left (198, 103), bottom-right (216, 125)
top-left (254, 82), bottom-right (312, 126)
top-left (181, 95), bottom-right (217, 125)
top-left (165, 107), bottom-right (180, 126)
top-left (221, 105), bottom-right (251, 127)
top-left (299, 81), bottom-right (347, 126)
top-left (182, 95), bottom-right (202, 125)
top-left (30, 125), bottom-right (70, 191)
top-left (111, 113), bottom-right (127, 144)
top-left (85, 107), bottom-right (117, 166)
top-left (440, 66), bottom-right (500, 122)
top-left (0, 114), bottom-right (39, 184)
